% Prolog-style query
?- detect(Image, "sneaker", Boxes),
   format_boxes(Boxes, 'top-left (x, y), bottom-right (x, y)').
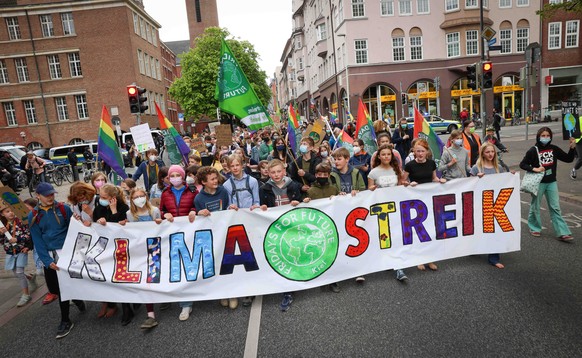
top-left (558, 235), bottom-right (574, 242)
top-left (329, 283), bottom-right (341, 293)
top-left (280, 294), bottom-right (293, 312)
top-left (355, 276), bottom-right (365, 283)
top-left (571, 168), bottom-right (577, 180)
top-left (242, 296), bottom-right (254, 307)
top-left (27, 274), bottom-right (38, 293)
top-left (43, 293), bottom-right (59, 305)
top-left (530, 231), bottom-right (541, 237)
top-left (56, 321), bottom-right (74, 339)
top-left (228, 298), bottom-right (238, 310)
top-left (220, 299), bottom-right (229, 307)
top-left (17, 294), bottom-right (31, 307)
top-left (140, 317), bottom-right (158, 329)
top-left (159, 303), bottom-right (171, 310)
top-left (179, 307), bottom-right (192, 321)
top-left (395, 269), bottom-right (408, 282)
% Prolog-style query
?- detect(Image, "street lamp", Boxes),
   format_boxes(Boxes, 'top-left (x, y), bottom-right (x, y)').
top-left (19, 131), bottom-right (26, 145)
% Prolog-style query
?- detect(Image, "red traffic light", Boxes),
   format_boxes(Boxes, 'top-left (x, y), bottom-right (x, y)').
top-left (127, 86), bottom-right (137, 95)
top-left (483, 62), bottom-right (492, 71)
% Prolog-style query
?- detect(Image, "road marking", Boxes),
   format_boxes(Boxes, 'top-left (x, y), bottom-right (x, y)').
top-left (520, 201), bottom-right (545, 210)
top-left (521, 218), bottom-right (546, 230)
top-left (244, 295), bottom-right (263, 358)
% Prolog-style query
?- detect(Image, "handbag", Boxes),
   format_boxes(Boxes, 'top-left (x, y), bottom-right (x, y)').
top-left (520, 146), bottom-right (544, 196)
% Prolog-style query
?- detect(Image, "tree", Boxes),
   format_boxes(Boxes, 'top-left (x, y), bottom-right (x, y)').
top-left (169, 27), bottom-right (271, 122)
top-left (537, 0), bottom-right (582, 18)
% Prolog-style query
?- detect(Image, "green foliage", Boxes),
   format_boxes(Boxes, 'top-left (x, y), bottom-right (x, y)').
top-left (169, 27), bottom-right (271, 121)
top-left (537, 0), bottom-right (582, 18)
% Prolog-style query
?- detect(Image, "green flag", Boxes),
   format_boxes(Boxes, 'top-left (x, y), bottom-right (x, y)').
top-left (215, 39), bottom-right (273, 130)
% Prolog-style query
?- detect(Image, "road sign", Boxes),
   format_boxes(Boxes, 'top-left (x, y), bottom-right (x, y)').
top-left (488, 38), bottom-right (497, 46)
top-left (489, 45), bottom-right (502, 51)
top-left (482, 27), bottom-right (496, 41)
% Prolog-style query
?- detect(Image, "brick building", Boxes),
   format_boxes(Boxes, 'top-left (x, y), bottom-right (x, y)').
top-left (185, 0), bottom-right (218, 48)
top-left (0, 0), bottom-right (166, 148)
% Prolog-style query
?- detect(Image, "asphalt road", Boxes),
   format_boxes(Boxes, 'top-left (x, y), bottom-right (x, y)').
top-left (1, 120), bottom-right (581, 357)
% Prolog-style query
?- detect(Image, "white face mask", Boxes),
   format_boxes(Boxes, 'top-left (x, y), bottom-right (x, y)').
top-left (186, 177), bottom-right (195, 185)
top-left (133, 197), bottom-right (147, 208)
top-left (149, 155), bottom-right (157, 162)
top-left (454, 139), bottom-right (463, 147)
top-left (353, 147), bottom-right (361, 154)
top-left (170, 177), bottom-right (183, 187)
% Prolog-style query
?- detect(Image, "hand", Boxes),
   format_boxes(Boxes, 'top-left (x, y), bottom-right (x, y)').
top-left (290, 200), bottom-right (300, 207)
top-left (369, 185), bottom-right (377, 191)
top-left (9, 237), bottom-right (17, 244)
top-left (449, 157), bottom-right (457, 166)
top-left (403, 135), bottom-right (409, 140)
top-left (49, 262), bottom-right (59, 271)
top-left (0, 227), bottom-right (6, 234)
top-left (119, 220), bottom-right (127, 226)
top-left (301, 185), bottom-right (310, 192)
top-left (109, 197), bottom-right (117, 214)
top-left (164, 213), bottom-right (174, 222)
top-left (198, 209), bottom-right (211, 217)
top-left (81, 203), bottom-right (91, 213)
top-left (298, 169), bottom-right (306, 177)
top-left (188, 211), bottom-right (196, 223)
top-left (228, 204), bottom-right (239, 211)
top-left (260, 205), bottom-right (268, 211)
top-left (249, 204), bottom-right (260, 211)
top-left (439, 178), bottom-right (446, 183)
top-left (409, 181), bottom-right (418, 187)
top-left (22, 248), bottom-right (29, 254)
top-left (569, 137), bottom-right (576, 149)
top-left (82, 220), bottom-right (92, 227)
top-left (477, 172), bottom-right (485, 178)
top-left (338, 192), bottom-right (347, 196)
top-left (351, 190), bottom-right (358, 197)
top-left (154, 218), bottom-right (163, 225)
top-left (533, 166), bottom-right (545, 173)
top-left (303, 197), bottom-right (311, 203)
top-left (97, 218), bottom-right (107, 225)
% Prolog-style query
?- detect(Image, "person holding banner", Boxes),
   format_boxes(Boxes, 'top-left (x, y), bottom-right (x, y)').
top-left (403, 139), bottom-right (446, 271)
top-left (520, 127), bottom-right (576, 241)
top-left (438, 130), bottom-right (470, 180)
top-left (67, 182), bottom-right (96, 226)
top-left (159, 165), bottom-right (198, 320)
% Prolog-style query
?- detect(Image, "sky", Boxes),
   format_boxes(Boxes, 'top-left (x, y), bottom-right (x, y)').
top-left (142, 0), bottom-right (292, 79)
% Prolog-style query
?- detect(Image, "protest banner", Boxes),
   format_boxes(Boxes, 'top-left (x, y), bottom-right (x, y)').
top-left (129, 123), bottom-right (155, 153)
top-left (0, 185), bottom-right (28, 223)
top-left (214, 124), bottom-right (233, 149)
top-left (57, 173), bottom-right (521, 303)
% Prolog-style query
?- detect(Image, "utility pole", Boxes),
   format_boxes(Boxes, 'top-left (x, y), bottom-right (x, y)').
top-left (479, 0), bottom-right (487, 139)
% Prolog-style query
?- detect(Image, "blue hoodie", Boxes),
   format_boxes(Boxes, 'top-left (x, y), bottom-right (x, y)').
top-left (28, 202), bottom-right (72, 267)
top-left (194, 185), bottom-right (230, 212)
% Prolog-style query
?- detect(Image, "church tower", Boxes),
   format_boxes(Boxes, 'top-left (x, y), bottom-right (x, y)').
top-left (185, 0), bottom-right (219, 46)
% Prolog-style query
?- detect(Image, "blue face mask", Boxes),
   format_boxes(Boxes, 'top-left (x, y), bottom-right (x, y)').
top-left (99, 198), bottom-right (110, 207)
top-left (299, 145), bottom-right (308, 154)
top-left (539, 137), bottom-right (551, 145)
top-left (276, 145), bottom-right (285, 151)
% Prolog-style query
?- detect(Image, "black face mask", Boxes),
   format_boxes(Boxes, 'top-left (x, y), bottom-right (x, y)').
top-left (316, 177), bottom-right (329, 185)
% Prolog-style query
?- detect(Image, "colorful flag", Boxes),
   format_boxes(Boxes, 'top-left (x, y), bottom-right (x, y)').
top-left (413, 105), bottom-right (444, 164)
top-left (287, 104), bottom-right (301, 155)
top-left (155, 102), bottom-right (190, 165)
top-left (355, 99), bottom-right (378, 154)
top-left (97, 106), bottom-right (127, 179)
top-left (346, 109), bottom-right (354, 122)
top-left (329, 111), bottom-right (337, 125)
top-left (334, 129), bottom-right (355, 156)
top-left (307, 118), bottom-right (326, 147)
top-left (215, 39), bottom-right (273, 130)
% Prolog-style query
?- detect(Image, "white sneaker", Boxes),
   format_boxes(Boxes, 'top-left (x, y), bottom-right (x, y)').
top-left (28, 274), bottom-right (38, 293)
top-left (17, 294), bottom-right (31, 307)
top-left (178, 307), bottom-right (192, 321)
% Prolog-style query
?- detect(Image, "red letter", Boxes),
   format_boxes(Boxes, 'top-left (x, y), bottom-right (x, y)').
top-left (345, 207), bottom-right (370, 257)
top-left (112, 239), bottom-right (141, 283)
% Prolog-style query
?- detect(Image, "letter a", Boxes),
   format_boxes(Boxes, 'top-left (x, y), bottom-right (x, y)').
top-left (220, 225), bottom-right (259, 275)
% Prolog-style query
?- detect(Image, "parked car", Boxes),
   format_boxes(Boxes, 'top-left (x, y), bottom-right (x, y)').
top-left (394, 115), bottom-right (461, 134)
top-left (0, 143), bottom-right (54, 168)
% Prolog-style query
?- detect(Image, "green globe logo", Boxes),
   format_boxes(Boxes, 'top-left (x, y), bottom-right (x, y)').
top-left (264, 208), bottom-right (339, 281)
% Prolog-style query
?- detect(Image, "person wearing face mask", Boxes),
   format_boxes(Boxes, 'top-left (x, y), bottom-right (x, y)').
top-left (123, 187), bottom-right (162, 330)
top-left (90, 172), bottom-right (107, 208)
top-left (349, 139), bottom-right (371, 187)
top-left (520, 127), bottom-right (577, 241)
top-left (461, 120), bottom-right (481, 166)
top-left (185, 165), bottom-right (202, 193)
top-left (318, 143), bottom-right (334, 168)
top-left (131, 149), bottom-right (165, 195)
top-left (289, 137), bottom-right (321, 193)
top-left (392, 118), bottom-right (413, 159)
top-left (259, 134), bottom-right (273, 161)
top-left (67, 182), bottom-right (97, 226)
top-left (438, 130), bottom-right (470, 180)
top-left (267, 138), bottom-right (292, 168)
top-left (149, 166), bottom-right (169, 200)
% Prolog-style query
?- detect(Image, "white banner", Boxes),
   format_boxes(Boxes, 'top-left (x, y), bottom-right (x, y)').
top-left (57, 173), bottom-right (521, 303)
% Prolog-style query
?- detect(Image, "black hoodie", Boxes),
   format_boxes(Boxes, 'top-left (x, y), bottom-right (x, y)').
top-left (519, 134), bottom-right (576, 184)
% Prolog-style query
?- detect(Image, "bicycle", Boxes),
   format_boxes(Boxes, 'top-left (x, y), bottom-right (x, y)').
top-left (44, 165), bottom-right (63, 187)
top-left (83, 161), bottom-right (96, 183)
top-left (56, 165), bottom-right (73, 183)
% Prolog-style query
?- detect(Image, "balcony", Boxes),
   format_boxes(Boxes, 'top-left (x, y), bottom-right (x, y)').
top-left (316, 40), bottom-right (327, 58)
top-left (293, 26), bottom-right (304, 35)
top-left (440, 8), bottom-right (492, 29)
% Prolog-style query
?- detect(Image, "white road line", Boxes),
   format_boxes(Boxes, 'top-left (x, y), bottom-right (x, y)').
top-left (520, 201), bottom-right (545, 210)
top-left (244, 295), bottom-right (263, 358)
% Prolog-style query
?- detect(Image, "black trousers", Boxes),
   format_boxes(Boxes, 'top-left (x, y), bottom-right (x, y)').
top-left (44, 267), bottom-right (83, 323)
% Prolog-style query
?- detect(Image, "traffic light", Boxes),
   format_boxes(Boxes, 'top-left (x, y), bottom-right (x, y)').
top-left (137, 87), bottom-right (148, 113)
top-left (467, 64), bottom-right (477, 90)
top-left (127, 85), bottom-right (139, 114)
top-left (482, 61), bottom-right (493, 89)
top-left (401, 93), bottom-right (407, 105)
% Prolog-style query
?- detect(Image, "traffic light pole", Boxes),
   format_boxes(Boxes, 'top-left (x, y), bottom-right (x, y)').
top-left (480, 0), bottom-right (487, 139)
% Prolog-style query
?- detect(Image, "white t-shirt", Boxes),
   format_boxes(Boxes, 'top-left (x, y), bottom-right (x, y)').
top-left (368, 166), bottom-right (398, 188)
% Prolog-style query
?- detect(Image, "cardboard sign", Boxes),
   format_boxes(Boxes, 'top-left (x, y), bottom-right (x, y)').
top-left (191, 138), bottom-right (207, 155)
top-left (0, 186), bottom-right (30, 224)
top-left (130, 124), bottom-right (156, 153)
top-left (214, 124), bottom-right (233, 149)
top-left (561, 102), bottom-right (580, 140)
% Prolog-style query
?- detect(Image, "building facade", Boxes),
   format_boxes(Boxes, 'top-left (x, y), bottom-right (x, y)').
top-left (185, 0), bottom-right (219, 48)
top-left (0, 0), bottom-right (166, 148)
top-left (280, 0), bottom-right (542, 124)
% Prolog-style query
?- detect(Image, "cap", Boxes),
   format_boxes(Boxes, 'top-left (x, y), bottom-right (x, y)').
top-left (36, 182), bottom-right (56, 196)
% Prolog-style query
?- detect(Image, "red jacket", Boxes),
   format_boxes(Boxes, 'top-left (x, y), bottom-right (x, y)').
top-left (159, 184), bottom-right (198, 217)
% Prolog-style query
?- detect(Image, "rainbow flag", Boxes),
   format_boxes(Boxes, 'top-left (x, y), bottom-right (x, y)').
top-left (346, 109), bottom-right (354, 122)
top-left (334, 128), bottom-right (354, 149)
top-left (329, 111), bottom-right (337, 125)
top-left (287, 103), bottom-right (301, 155)
top-left (97, 105), bottom-right (127, 179)
top-left (413, 105), bottom-right (444, 164)
top-left (355, 98), bottom-right (377, 154)
top-left (155, 102), bottom-right (190, 166)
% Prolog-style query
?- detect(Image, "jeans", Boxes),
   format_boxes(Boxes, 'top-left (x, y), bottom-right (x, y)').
top-left (179, 301), bottom-right (192, 308)
top-left (527, 181), bottom-right (571, 237)
top-left (71, 165), bottom-right (79, 181)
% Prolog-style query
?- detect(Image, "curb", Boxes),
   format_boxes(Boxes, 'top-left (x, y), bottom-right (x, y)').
top-left (0, 284), bottom-right (47, 328)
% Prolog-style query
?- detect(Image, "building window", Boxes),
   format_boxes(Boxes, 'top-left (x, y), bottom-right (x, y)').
top-left (566, 20), bottom-right (580, 48)
top-left (500, 0), bottom-right (511, 8)
top-left (138, 50), bottom-right (145, 74)
top-left (500, 29), bottom-right (512, 53)
top-left (417, 0), bottom-right (429, 13)
top-left (55, 97), bottom-right (69, 121)
top-left (195, 0), bottom-right (202, 22)
top-left (4, 102), bottom-right (17, 126)
top-left (47, 55), bottom-right (62, 79)
top-left (0, 60), bottom-right (8, 84)
top-left (139, 17), bottom-right (146, 39)
top-left (152, 29), bottom-right (157, 46)
top-left (156, 59), bottom-right (161, 80)
top-left (446, 0), bottom-right (459, 11)
top-left (355, 39), bottom-right (368, 64)
top-left (295, 37), bottom-right (302, 49)
top-left (133, 12), bottom-right (139, 34)
top-left (399, 0), bottom-right (412, 15)
top-left (516, 27), bottom-right (529, 52)
top-left (67, 52), bottom-right (82, 77)
top-left (381, 0), bottom-right (394, 15)
top-left (144, 53), bottom-right (151, 76)
top-left (465, 0), bottom-right (478, 8)
top-left (24, 100), bottom-right (37, 124)
top-left (75, 94), bottom-right (88, 119)
top-left (339, 0), bottom-right (344, 22)
top-left (316, 23), bottom-right (327, 41)
top-left (6, 17), bottom-right (21, 40)
top-left (40, 15), bottom-right (54, 38)
top-left (410, 36), bottom-right (422, 60)
top-left (146, 23), bottom-right (152, 43)
top-left (150, 56), bottom-right (156, 79)
top-left (466, 30), bottom-right (479, 55)
top-left (446, 32), bottom-right (460, 57)
top-left (517, 0), bottom-right (528, 6)
top-left (548, 22), bottom-right (562, 49)
top-left (298, 57), bottom-right (304, 70)
top-left (61, 13), bottom-right (75, 36)
top-left (15, 58), bottom-right (29, 82)
top-left (393, 37), bottom-right (405, 61)
top-left (352, 0), bottom-right (365, 17)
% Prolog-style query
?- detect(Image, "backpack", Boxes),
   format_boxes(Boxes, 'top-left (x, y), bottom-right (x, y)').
top-left (229, 175), bottom-right (254, 207)
top-left (31, 202), bottom-right (68, 225)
